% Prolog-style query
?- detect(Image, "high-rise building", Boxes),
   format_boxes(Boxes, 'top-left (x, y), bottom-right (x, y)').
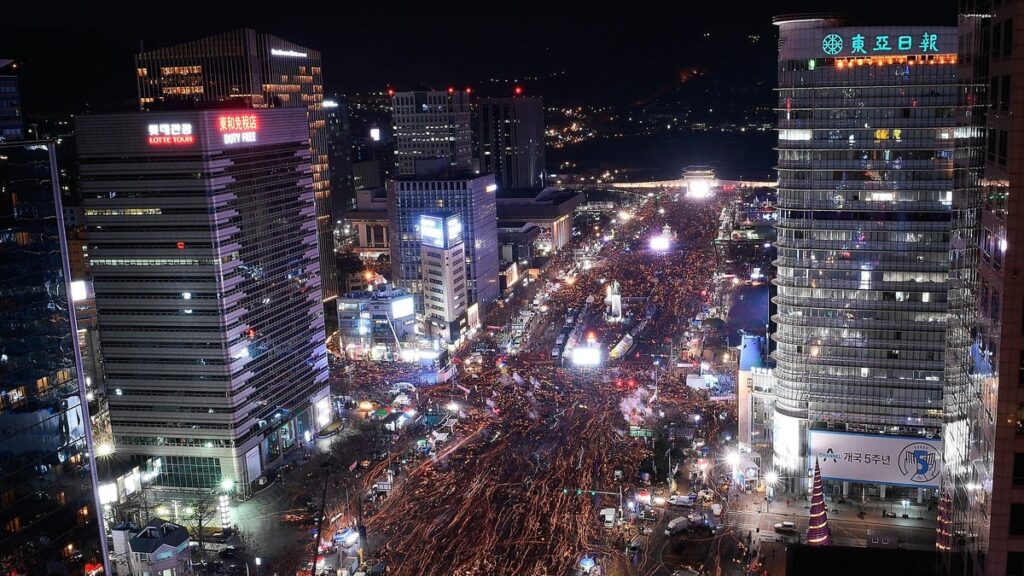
top-left (0, 59), bottom-right (23, 141)
top-left (76, 108), bottom-right (330, 494)
top-left (391, 90), bottom-right (472, 176)
top-left (948, 4), bottom-right (1021, 575)
top-left (420, 213), bottom-right (469, 343)
top-left (325, 97), bottom-right (355, 213)
top-left (479, 96), bottom-right (546, 191)
top-left (0, 141), bottom-right (108, 576)
top-left (772, 17), bottom-right (972, 508)
top-left (387, 172), bottom-right (499, 315)
top-left (135, 29), bottom-right (339, 312)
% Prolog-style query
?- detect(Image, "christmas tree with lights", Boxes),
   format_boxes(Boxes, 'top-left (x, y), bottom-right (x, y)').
top-left (805, 458), bottom-right (832, 546)
top-left (936, 490), bottom-right (953, 551)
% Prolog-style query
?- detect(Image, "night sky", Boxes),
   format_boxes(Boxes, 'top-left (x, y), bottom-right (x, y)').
top-left (3, 1), bottom-right (955, 117)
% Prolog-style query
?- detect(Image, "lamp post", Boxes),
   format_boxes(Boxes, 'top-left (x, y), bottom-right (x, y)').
top-left (219, 479), bottom-right (234, 531)
top-left (764, 471), bottom-right (779, 513)
top-left (254, 557), bottom-right (261, 576)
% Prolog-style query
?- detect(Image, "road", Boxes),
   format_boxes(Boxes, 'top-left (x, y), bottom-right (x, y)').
top-left (346, 193), bottom-right (724, 575)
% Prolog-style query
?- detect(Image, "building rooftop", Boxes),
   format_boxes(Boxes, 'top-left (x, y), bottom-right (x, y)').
top-left (738, 334), bottom-right (765, 371)
top-left (129, 518), bottom-right (188, 554)
top-left (339, 284), bottom-right (411, 301)
top-left (496, 188), bottom-right (584, 221)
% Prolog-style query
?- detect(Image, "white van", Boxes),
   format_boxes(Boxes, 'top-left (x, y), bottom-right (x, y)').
top-left (665, 516), bottom-right (690, 536)
top-left (600, 507), bottom-right (617, 528)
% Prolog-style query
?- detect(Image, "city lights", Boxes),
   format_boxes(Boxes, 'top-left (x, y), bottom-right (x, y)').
top-left (571, 347), bottom-right (601, 366)
top-left (649, 235), bottom-right (670, 251)
top-left (686, 179), bottom-right (711, 198)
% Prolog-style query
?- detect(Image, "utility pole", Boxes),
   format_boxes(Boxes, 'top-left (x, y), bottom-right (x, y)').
top-left (310, 459), bottom-right (332, 576)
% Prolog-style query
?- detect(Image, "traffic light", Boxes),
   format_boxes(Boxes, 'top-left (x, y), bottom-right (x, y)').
top-left (576, 489), bottom-right (583, 496)
top-left (563, 488), bottom-right (569, 495)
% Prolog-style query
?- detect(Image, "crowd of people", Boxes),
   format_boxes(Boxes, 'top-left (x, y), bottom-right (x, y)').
top-left (318, 190), bottom-right (737, 575)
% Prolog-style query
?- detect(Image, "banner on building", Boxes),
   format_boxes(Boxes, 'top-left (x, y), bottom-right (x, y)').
top-left (808, 430), bottom-right (942, 488)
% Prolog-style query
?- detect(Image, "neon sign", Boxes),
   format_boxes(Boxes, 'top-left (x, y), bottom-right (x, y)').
top-left (147, 122), bottom-right (194, 146)
top-left (822, 32), bottom-right (939, 56)
top-left (271, 48), bottom-right (308, 58)
top-left (217, 114), bottom-right (259, 146)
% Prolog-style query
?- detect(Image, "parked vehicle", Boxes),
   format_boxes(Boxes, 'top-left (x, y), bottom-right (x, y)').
top-left (218, 546), bottom-right (238, 559)
top-left (665, 516), bottom-right (690, 536)
top-left (668, 495), bottom-right (696, 507)
top-left (599, 507), bottom-right (617, 528)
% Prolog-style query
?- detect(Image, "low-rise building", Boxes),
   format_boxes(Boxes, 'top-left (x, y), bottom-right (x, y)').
top-left (337, 284), bottom-right (416, 359)
top-left (495, 188), bottom-right (583, 254)
top-left (126, 519), bottom-right (191, 576)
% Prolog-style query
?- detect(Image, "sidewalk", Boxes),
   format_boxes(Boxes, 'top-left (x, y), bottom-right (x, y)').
top-left (727, 488), bottom-right (937, 530)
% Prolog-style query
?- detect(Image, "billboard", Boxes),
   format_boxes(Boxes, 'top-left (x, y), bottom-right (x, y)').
top-left (391, 296), bottom-right (414, 320)
top-left (420, 215), bottom-right (445, 248)
top-left (808, 430), bottom-right (942, 488)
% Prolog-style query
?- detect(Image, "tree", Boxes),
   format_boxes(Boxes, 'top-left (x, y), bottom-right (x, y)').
top-left (183, 492), bottom-right (218, 556)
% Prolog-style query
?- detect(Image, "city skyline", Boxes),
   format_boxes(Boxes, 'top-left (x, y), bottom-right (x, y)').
top-left (5, 4), bottom-right (1023, 576)
top-left (3, 1), bottom-right (952, 116)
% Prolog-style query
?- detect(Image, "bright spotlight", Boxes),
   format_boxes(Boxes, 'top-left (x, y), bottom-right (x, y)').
top-left (725, 451), bottom-right (740, 469)
top-left (687, 179), bottom-right (711, 198)
top-left (649, 235), bottom-right (670, 251)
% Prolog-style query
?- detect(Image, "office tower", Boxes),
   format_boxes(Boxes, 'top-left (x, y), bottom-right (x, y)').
top-left (135, 29), bottom-right (339, 311)
top-left (388, 173), bottom-right (499, 316)
top-left (479, 95), bottom-right (546, 191)
top-left (950, 4), bottom-right (1021, 575)
top-left (0, 141), bottom-right (108, 576)
top-left (420, 214), bottom-right (469, 343)
top-left (0, 59), bottom-right (22, 141)
top-left (76, 108), bottom-right (330, 494)
top-left (772, 17), bottom-right (970, 506)
top-left (391, 90), bottom-right (472, 176)
top-left (325, 97), bottom-right (355, 213)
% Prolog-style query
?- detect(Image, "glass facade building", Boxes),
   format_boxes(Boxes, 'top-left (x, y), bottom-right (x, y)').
top-left (0, 141), bottom-right (107, 576)
top-left (478, 96), bottom-right (546, 191)
top-left (387, 174), bottom-right (499, 314)
top-left (772, 18), bottom-right (978, 501)
top-left (75, 109), bottom-right (330, 494)
top-left (391, 91), bottom-right (472, 177)
top-left (136, 29), bottom-right (339, 311)
top-left (944, 4), bottom-right (1016, 575)
top-left (0, 60), bottom-right (23, 141)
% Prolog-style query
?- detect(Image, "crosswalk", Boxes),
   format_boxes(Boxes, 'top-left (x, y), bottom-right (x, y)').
top-left (727, 510), bottom-right (763, 534)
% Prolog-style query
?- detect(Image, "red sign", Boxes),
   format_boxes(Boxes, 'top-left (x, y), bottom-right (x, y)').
top-left (217, 114), bottom-right (259, 133)
top-left (148, 135), bottom-right (195, 145)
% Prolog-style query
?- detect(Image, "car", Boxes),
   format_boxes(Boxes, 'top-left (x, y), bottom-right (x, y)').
top-left (668, 495), bottom-right (696, 507)
top-left (218, 546), bottom-right (238, 559)
top-left (774, 521), bottom-right (798, 534)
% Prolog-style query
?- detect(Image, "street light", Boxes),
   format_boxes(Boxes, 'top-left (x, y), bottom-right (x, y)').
top-left (254, 557), bottom-right (261, 576)
top-left (764, 471), bottom-right (779, 511)
top-left (725, 451), bottom-right (740, 469)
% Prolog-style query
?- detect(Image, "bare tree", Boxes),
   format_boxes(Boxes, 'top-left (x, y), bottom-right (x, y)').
top-left (183, 492), bottom-right (218, 556)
